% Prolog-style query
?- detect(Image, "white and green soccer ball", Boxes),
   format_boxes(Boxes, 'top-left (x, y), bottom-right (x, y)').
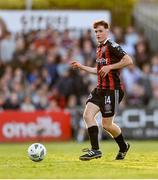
top-left (28, 143), bottom-right (46, 162)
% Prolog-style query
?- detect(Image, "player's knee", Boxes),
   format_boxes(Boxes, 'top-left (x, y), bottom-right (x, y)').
top-left (102, 122), bottom-right (112, 132)
top-left (102, 116), bottom-right (114, 131)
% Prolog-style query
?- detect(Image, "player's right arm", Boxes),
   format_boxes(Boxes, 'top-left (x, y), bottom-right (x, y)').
top-left (70, 61), bottom-right (97, 74)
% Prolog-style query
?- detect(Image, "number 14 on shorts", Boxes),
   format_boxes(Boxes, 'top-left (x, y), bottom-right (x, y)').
top-left (105, 96), bottom-right (111, 104)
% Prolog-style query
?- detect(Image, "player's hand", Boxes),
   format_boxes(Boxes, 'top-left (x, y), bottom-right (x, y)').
top-left (99, 65), bottom-right (112, 78)
top-left (69, 61), bottom-right (82, 70)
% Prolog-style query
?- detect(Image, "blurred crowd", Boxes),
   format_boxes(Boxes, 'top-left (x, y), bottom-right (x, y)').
top-left (0, 19), bottom-right (158, 140)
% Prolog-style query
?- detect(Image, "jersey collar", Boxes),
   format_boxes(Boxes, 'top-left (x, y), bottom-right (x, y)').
top-left (98, 38), bottom-right (109, 47)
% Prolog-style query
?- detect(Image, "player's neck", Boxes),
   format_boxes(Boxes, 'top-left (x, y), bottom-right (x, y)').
top-left (98, 38), bottom-right (108, 46)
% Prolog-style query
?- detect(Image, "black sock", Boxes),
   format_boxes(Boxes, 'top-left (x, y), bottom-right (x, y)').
top-left (88, 126), bottom-right (99, 150)
top-left (114, 133), bottom-right (127, 152)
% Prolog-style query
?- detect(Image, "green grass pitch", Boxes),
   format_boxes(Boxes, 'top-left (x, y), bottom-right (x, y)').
top-left (0, 140), bottom-right (158, 179)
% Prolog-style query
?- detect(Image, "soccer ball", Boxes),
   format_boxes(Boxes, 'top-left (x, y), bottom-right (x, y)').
top-left (28, 143), bottom-right (46, 162)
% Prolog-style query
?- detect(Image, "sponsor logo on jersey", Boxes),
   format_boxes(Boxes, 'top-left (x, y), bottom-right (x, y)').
top-left (96, 58), bottom-right (107, 64)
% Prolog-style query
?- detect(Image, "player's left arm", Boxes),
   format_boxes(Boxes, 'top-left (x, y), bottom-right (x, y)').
top-left (99, 40), bottom-right (133, 78)
top-left (99, 54), bottom-right (133, 78)
top-left (109, 54), bottom-right (133, 70)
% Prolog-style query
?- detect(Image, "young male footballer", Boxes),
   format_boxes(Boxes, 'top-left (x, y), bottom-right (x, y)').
top-left (70, 20), bottom-right (133, 161)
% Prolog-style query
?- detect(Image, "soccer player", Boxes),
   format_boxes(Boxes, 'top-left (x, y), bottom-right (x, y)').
top-left (70, 20), bottom-right (133, 160)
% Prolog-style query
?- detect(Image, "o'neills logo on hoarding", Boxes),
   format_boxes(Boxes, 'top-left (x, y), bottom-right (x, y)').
top-left (0, 111), bottom-right (71, 142)
top-left (2, 116), bottom-right (61, 138)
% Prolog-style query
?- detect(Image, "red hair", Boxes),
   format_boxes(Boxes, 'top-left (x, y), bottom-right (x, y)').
top-left (93, 20), bottom-right (109, 29)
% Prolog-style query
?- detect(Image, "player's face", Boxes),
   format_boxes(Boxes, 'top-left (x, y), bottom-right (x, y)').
top-left (94, 25), bottom-right (108, 43)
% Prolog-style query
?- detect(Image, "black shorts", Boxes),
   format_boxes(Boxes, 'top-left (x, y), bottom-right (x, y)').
top-left (86, 88), bottom-right (124, 117)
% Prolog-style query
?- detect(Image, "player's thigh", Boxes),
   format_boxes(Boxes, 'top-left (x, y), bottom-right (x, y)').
top-left (83, 102), bottom-right (100, 120)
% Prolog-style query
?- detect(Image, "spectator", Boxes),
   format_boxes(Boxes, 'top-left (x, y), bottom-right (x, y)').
top-left (125, 25), bottom-right (139, 47)
top-left (135, 41), bottom-right (150, 69)
top-left (121, 63), bottom-right (142, 95)
top-left (4, 92), bottom-right (20, 110)
top-left (148, 86), bottom-right (158, 109)
top-left (138, 63), bottom-right (152, 105)
top-left (0, 32), bottom-right (15, 62)
top-left (21, 95), bottom-right (36, 112)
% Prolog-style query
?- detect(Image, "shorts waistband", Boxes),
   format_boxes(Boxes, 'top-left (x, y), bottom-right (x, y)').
top-left (96, 88), bottom-right (108, 94)
top-left (96, 88), bottom-right (121, 93)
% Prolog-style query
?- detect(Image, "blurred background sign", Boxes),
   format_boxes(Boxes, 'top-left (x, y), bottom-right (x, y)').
top-left (116, 109), bottom-right (158, 139)
top-left (0, 111), bottom-right (71, 142)
top-left (0, 10), bottom-right (111, 32)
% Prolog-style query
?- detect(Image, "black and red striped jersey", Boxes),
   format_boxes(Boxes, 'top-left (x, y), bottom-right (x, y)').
top-left (96, 39), bottom-right (126, 90)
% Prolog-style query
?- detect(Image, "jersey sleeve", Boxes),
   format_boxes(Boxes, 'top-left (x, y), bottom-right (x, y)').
top-left (108, 40), bottom-right (127, 61)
